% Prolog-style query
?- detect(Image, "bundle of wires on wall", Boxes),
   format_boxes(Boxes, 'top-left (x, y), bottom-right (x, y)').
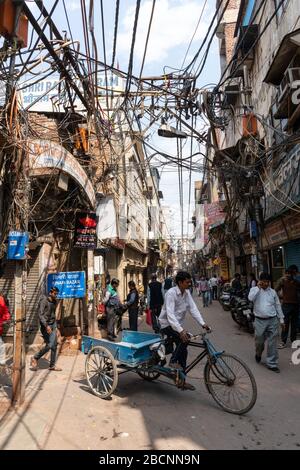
top-left (202, 91), bottom-right (229, 129)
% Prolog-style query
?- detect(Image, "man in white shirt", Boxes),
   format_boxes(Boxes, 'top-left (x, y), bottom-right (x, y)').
top-left (248, 272), bottom-right (285, 373)
top-left (159, 271), bottom-right (210, 390)
top-left (209, 275), bottom-right (219, 300)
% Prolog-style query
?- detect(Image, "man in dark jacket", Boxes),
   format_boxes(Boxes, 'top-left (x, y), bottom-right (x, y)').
top-left (231, 273), bottom-right (243, 295)
top-left (125, 281), bottom-right (139, 331)
top-left (30, 287), bottom-right (62, 371)
top-left (147, 274), bottom-right (164, 333)
top-left (276, 268), bottom-right (300, 348)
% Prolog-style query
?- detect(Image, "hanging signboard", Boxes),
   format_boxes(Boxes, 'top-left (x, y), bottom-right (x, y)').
top-left (204, 203), bottom-right (225, 244)
top-left (220, 255), bottom-right (229, 281)
top-left (74, 212), bottom-right (97, 249)
top-left (264, 219), bottom-right (288, 247)
top-left (7, 231), bottom-right (29, 260)
top-left (47, 271), bottom-right (85, 298)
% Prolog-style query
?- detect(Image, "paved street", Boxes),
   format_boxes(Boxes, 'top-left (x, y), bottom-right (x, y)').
top-left (0, 297), bottom-right (299, 450)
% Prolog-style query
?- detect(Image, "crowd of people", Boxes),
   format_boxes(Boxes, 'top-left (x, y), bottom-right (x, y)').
top-left (2, 264), bottom-right (299, 376)
top-left (98, 266), bottom-right (300, 377)
top-left (98, 274), bottom-right (175, 340)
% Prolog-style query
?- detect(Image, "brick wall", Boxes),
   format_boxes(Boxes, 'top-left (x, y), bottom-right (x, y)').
top-left (224, 22), bottom-right (238, 62)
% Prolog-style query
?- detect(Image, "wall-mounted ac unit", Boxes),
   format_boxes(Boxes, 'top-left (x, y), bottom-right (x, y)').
top-left (278, 68), bottom-right (300, 103)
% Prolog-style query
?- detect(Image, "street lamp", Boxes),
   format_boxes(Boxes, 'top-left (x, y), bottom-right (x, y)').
top-left (158, 123), bottom-right (188, 139)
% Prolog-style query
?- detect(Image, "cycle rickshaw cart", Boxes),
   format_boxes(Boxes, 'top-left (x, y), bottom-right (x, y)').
top-left (82, 330), bottom-right (257, 415)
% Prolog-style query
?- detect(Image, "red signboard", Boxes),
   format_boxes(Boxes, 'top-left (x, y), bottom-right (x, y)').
top-left (74, 212), bottom-right (97, 249)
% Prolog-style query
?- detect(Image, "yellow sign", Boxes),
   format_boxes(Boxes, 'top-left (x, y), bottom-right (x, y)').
top-left (220, 256), bottom-right (229, 281)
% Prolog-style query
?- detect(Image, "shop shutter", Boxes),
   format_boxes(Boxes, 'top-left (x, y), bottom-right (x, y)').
top-left (26, 248), bottom-right (42, 337)
top-left (0, 260), bottom-right (15, 336)
top-left (285, 241), bottom-right (300, 269)
top-left (0, 249), bottom-right (41, 339)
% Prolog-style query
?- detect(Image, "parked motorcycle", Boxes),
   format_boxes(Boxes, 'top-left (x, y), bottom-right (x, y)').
top-left (219, 283), bottom-right (232, 311)
top-left (230, 291), bottom-right (254, 334)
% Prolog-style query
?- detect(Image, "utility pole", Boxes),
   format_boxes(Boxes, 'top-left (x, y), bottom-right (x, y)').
top-left (3, 0), bottom-right (29, 406)
top-left (11, 133), bottom-right (29, 407)
top-left (87, 249), bottom-right (96, 337)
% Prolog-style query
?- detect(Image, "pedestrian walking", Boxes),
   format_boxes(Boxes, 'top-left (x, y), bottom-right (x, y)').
top-left (207, 277), bottom-right (213, 304)
top-left (162, 276), bottom-right (173, 299)
top-left (30, 287), bottom-right (62, 371)
top-left (147, 274), bottom-right (164, 333)
top-left (198, 277), bottom-right (210, 307)
top-left (209, 275), bottom-right (218, 300)
top-left (249, 273), bottom-right (257, 289)
top-left (276, 268), bottom-right (300, 349)
top-left (0, 293), bottom-right (10, 366)
top-left (103, 278), bottom-right (123, 341)
top-left (249, 273), bottom-right (285, 373)
top-left (124, 281), bottom-right (139, 331)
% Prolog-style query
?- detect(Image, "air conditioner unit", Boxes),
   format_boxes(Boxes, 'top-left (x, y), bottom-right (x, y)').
top-left (278, 68), bottom-right (300, 103)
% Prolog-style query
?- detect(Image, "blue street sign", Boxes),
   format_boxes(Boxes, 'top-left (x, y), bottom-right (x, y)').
top-left (249, 220), bottom-right (257, 239)
top-left (7, 231), bottom-right (29, 260)
top-left (47, 271), bottom-right (86, 299)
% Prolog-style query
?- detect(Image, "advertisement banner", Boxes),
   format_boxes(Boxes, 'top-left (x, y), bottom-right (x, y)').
top-left (74, 212), bottom-right (97, 249)
top-left (47, 271), bottom-right (86, 298)
top-left (204, 203), bottom-right (225, 244)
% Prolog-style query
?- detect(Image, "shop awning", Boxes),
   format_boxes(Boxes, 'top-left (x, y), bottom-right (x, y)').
top-left (264, 28), bottom-right (300, 86)
top-left (29, 139), bottom-right (96, 208)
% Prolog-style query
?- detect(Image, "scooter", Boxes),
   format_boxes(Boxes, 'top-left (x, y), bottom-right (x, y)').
top-left (219, 284), bottom-right (232, 311)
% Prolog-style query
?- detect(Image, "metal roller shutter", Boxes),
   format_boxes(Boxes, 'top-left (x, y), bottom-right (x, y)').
top-left (0, 261), bottom-right (15, 336)
top-left (0, 248), bottom-right (41, 340)
top-left (26, 248), bottom-right (42, 340)
top-left (285, 240), bottom-right (300, 269)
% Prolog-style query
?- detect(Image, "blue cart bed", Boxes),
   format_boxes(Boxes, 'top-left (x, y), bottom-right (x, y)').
top-left (82, 330), bottom-right (162, 367)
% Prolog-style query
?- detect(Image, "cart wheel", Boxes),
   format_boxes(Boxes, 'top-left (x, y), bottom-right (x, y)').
top-left (85, 346), bottom-right (118, 399)
top-left (137, 367), bottom-right (160, 381)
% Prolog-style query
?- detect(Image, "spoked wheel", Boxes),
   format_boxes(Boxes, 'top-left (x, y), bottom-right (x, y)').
top-left (204, 353), bottom-right (257, 415)
top-left (85, 346), bottom-right (118, 399)
top-left (137, 367), bottom-right (161, 381)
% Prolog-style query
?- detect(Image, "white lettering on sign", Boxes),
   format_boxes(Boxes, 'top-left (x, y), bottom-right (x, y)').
top-left (18, 74), bottom-right (124, 112)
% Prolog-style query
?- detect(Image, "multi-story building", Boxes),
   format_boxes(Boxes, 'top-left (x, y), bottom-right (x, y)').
top-left (210, 0), bottom-right (300, 283)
